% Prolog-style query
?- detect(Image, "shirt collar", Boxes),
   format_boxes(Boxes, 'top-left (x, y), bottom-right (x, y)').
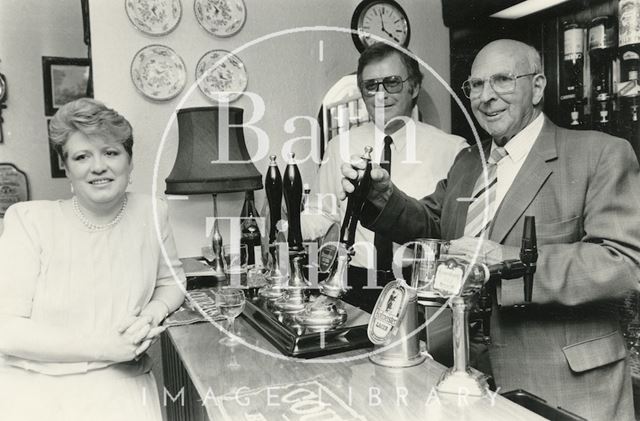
top-left (373, 122), bottom-right (409, 152)
top-left (494, 112), bottom-right (544, 163)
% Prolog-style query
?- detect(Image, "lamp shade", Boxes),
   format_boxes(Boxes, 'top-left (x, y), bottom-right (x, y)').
top-left (165, 106), bottom-right (263, 195)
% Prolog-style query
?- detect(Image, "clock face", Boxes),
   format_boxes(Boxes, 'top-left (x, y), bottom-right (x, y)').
top-left (353, 1), bottom-right (410, 52)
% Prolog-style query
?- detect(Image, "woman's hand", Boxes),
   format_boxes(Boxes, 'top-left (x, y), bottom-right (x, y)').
top-left (97, 311), bottom-right (154, 362)
top-left (135, 325), bottom-right (167, 357)
top-left (117, 314), bottom-right (153, 337)
top-left (130, 300), bottom-right (169, 356)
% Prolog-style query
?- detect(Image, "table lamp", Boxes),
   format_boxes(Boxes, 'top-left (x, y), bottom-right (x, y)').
top-left (166, 106), bottom-right (263, 278)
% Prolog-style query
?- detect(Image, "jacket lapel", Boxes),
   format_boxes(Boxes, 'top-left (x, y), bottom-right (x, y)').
top-left (489, 117), bottom-right (558, 243)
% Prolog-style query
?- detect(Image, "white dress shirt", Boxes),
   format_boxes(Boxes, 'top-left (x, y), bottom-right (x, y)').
top-left (489, 112), bottom-right (544, 222)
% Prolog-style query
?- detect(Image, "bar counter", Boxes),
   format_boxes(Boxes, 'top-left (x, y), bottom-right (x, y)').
top-left (161, 316), bottom-right (545, 420)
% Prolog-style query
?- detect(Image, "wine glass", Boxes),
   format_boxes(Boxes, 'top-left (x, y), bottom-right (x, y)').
top-left (223, 244), bottom-right (248, 286)
top-left (214, 287), bottom-right (246, 346)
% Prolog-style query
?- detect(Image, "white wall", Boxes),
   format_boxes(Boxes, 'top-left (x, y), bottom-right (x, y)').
top-left (0, 0), bottom-right (87, 200)
top-left (12, 0), bottom-right (452, 257)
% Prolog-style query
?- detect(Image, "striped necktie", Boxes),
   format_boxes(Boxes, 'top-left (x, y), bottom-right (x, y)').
top-left (464, 146), bottom-right (508, 238)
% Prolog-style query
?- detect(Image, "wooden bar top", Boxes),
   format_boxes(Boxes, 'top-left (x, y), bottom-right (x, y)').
top-left (164, 316), bottom-right (545, 420)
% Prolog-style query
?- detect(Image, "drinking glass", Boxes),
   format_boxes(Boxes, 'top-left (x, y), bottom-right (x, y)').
top-left (411, 239), bottom-right (448, 290)
top-left (214, 287), bottom-right (246, 346)
top-left (223, 244), bottom-right (248, 287)
top-left (223, 244), bottom-right (248, 274)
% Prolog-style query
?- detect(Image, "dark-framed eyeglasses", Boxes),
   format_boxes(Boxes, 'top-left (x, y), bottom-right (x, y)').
top-left (461, 72), bottom-right (537, 98)
top-left (361, 75), bottom-right (410, 97)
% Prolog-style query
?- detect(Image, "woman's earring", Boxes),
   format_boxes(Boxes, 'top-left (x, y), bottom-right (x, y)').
top-left (70, 183), bottom-right (74, 194)
top-left (128, 176), bottom-right (132, 185)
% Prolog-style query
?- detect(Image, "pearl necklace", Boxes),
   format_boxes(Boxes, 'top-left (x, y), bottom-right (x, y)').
top-left (72, 195), bottom-right (128, 231)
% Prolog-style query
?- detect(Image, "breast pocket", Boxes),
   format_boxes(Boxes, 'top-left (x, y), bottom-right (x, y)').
top-left (535, 216), bottom-right (582, 244)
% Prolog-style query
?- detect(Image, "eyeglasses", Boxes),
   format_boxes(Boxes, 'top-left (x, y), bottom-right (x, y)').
top-left (461, 72), bottom-right (537, 98)
top-left (361, 75), bottom-right (410, 97)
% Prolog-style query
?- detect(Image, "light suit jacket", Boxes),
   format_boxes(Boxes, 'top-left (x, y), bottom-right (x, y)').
top-left (366, 117), bottom-right (640, 421)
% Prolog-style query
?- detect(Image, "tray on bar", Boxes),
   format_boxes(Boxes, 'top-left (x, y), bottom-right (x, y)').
top-left (242, 294), bottom-right (372, 358)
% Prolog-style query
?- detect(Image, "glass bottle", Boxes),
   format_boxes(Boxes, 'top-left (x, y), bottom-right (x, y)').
top-left (619, 0), bottom-right (640, 83)
top-left (589, 16), bottom-right (617, 133)
top-left (240, 190), bottom-right (262, 267)
top-left (560, 20), bottom-right (585, 100)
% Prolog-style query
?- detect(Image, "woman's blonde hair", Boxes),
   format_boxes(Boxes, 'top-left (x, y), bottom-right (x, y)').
top-left (48, 98), bottom-right (133, 163)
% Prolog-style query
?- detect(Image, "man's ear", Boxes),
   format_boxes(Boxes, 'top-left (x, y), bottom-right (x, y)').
top-left (410, 82), bottom-right (420, 100)
top-left (532, 73), bottom-right (546, 106)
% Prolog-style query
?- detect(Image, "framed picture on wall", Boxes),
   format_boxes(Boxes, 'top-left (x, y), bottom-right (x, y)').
top-left (46, 119), bottom-right (66, 178)
top-left (42, 57), bottom-right (92, 116)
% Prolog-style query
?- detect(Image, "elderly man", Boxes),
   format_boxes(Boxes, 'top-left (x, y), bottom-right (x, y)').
top-left (342, 39), bottom-right (640, 420)
top-left (303, 42), bottom-right (465, 312)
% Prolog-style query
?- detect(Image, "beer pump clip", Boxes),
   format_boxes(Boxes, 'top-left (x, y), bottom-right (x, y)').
top-left (435, 216), bottom-right (537, 397)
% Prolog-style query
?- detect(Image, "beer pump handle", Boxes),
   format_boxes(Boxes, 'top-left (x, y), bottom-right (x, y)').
top-left (520, 216), bottom-right (537, 303)
top-left (486, 217), bottom-right (537, 302)
top-left (339, 146), bottom-right (373, 249)
top-left (265, 155), bottom-right (282, 244)
top-left (283, 153), bottom-right (304, 251)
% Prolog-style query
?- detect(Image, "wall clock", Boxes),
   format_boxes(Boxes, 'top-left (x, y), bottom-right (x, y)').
top-left (351, 0), bottom-right (411, 53)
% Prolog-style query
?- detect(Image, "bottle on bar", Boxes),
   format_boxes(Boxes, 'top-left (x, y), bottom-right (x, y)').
top-left (588, 16), bottom-right (617, 133)
top-left (264, 155), bottom-right (282, 244)
top-left (619, 0), bottom-right (640, 84)
top-left (560, 20), bottom-right (585, 100)
top-left (240, 190), bottom-right (262, 267)
top-left (618, 0), bottom-right (640, 155)
top-left (282, 152), bottom-right (303, 251)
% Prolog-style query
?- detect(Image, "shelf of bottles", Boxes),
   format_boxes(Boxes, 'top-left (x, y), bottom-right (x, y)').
top-left (558, 0), bottom-right (640, 160)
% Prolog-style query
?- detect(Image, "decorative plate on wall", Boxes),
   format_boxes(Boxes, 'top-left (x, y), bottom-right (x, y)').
top-left (130, 44), bottom-right (186, 101)
top-left (195, 50), bottom-right (247, 103)
top-left (194, 0), bottom-right (246, 37)
top-left (125, 0), bottom-right (182, 36)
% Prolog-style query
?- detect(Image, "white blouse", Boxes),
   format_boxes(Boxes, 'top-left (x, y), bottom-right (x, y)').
top-left (0, 193), bottom-right (185, 375)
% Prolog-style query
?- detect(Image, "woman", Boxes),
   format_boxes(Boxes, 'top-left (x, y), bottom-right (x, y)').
top-left (0, 98), bottom-right (185, 420)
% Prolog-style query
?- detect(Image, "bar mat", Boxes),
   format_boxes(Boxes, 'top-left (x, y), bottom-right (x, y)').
top-left (165, 288), bottom-right (225, 327)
